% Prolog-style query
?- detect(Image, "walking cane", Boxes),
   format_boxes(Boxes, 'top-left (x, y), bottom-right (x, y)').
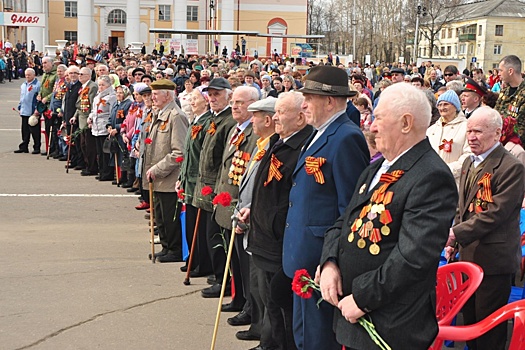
top-left (149, 181), bottom-right (156, 264)
top-left (183, 208), bottom-right (201, 285)
top-left (65, 124), bottom-right (74, 173)
top-left (114, 155), bottom-right (120, 186)
top-left (46, 123), bottom-right (53, 159)
top-left (210, 216), bottom-right (238, 350)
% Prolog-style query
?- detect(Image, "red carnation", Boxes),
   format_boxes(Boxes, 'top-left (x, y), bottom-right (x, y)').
top-left (134, 129), bottom-right (140, 134)
top-left (97, 109), bottom-right (103, 114)
top-left (201, 186), bottom-right (213, 196)
top-left (127, 144), bottom-right (132, 151)
top-left (212, 191), bottom-right (232, 207)
top-left (175, 156), bottom-right (184, 163)
top-left (292, 269), bottom-right (314, 299)
top-left (177, 188), bottom-right (185, 200)
top-left (144, 138), bottom-right (153, 144)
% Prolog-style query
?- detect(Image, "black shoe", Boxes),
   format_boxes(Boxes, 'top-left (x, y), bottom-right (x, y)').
top-left (134, 190), bottom-right (141, 195)
top-left (207, 275), bottom-right (217, 285)
top-left (98, 177), bottom-right (113, 182)
top-left (249, 346), bottom-right (278, 350)
top-left (236, 330), bottom-right (260, 341)
top-left (81, 170), bottom-right (97, 176)
top-left (148, 248), bottom-right (168, 260)
top-left (180, 265), bottom-right (189, 272)
top-left (227, 310), bottom-right (251, 326)
top-left (201, 283), bottom-right (231, 298)
top-left (74, 165), bottom-right (85, 171)
top-left (50, 151), bottom-right (59, 157)
top-left (40, 152), bottom-right (47, 156)
top-left (127, 187), bottom-right (139, 192)
top-left (156, 253), bottom-right (183, 263)
top-left (121, 182), bottom-right (133, 188)
top-left (59, 156), bottom-right (67, 161)
top-left (221, 301), bottom-right (244, 312)
top-left (52, 154), bottom-right (62, 159)
top-left (14, 149), bottom-right (29, 153)
top-left (31, 150), bottom-right (40, 154)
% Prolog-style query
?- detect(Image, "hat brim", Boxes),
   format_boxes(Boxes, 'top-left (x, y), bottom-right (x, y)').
top-left (299, 87), bottom-right (357, 97)
top-left (203, 86), bottom-right (227, 91)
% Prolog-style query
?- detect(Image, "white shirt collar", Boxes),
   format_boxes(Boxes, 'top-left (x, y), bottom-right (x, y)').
top-left (471, 142), bottom-right (499, 167)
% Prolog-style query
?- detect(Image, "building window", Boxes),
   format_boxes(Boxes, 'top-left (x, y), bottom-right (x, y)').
top-left (65, 31), bottom-right (77, 44)
top-left (495, 25), bottom-right (503, 36)
top-left (159, 5), bottom-right (171, 21)
top-left (107, 9), bottom-right (126, 24)
top-left (441, 29), bottom-right (446, 39)
top-left (448, 28), bottom-right (452, 38)
top-left (187, 6), bottom-right (198, 21)
top-left (459, 44), bottom-right (466, 55)
top-left (478, 25), bottom-right (482, 36)
top-left (159, 34), bottom-right (171, 39)
top-left (187, 34), bottom-right (198, 40)
top-left (65, 1), bottom-right (77, 18)
top-left (494, 44), bottom-right (502, 55)
top-left (446, 46), bottom-right (451, 56)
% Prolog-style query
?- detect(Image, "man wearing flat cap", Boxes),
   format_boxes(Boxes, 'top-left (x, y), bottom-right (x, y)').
top-left (461, 77), bottom-right (487, 118)
top-left (143, 79), bottom-right (189, 263)
top-left (194, 77), bottom-right (238, 297)
top-left (390, 67), bottom-right (406, 84)
top-left (282, 65), bottom-right (370, 349)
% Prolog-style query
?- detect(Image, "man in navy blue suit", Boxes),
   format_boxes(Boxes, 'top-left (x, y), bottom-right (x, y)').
top-left (282, 65), bottom-right (370, 350)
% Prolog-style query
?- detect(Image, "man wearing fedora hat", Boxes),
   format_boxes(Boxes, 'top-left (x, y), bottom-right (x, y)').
top-left (461, 77), bottom-right (487, 119)
top-left (282, 65), bottom-right (370, 349)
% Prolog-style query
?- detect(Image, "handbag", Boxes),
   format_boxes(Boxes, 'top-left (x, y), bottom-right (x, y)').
top-left (103, 136), bottom-right (120, 154)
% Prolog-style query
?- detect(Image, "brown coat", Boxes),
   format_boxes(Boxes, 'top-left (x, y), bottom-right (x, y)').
top-left (454, 144), bottom-right (525, 275)
top-left (142, 100), bottom-right (189, 192)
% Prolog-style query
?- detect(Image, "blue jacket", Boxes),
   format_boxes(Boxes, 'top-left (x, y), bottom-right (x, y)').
top-left (18, 78), bottom-right (41, 116)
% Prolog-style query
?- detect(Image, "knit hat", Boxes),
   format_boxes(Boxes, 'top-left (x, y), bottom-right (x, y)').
top-left (133, 82), bottom-right (149, 94)
top-left (261, 74), bottom-right (271, 82)
top-left (437, 90), bottom-right (461, 112)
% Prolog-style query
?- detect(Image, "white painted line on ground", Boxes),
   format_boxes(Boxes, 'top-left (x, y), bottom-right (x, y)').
top-left (0, 194), bottom-right (137, 197)
top-left (0, 129), bottom-right (19, 131)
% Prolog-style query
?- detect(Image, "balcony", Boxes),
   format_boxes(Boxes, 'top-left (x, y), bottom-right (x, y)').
top-left (459, 33), bottom-right (476, 42)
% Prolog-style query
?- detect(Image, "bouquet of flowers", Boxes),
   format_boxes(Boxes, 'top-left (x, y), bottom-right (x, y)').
top-left (292, 269), bottom-right (391, 350)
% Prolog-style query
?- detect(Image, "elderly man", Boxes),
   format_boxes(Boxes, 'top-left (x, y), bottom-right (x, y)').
top-left (390, 67), bottom-right (405, 84)
top-left (319, 83), bottom-right (458, 350)
top-left (242, 92), bottom-right (314, 350)
top-left (461, 77), bottom-right (487, 118)
top-left (14, 68), bottom-right (41, 154)
top-left (234, 97), bottom-right (278, 343)
top-left (36, 57), bottom-right (57, 155)
top-left (49, 64), bottom-right (68, 159)
top-left (282, 66), bottom-right (370, 350)
top-left (70, 67), bottom-right (98, 174)
top-left (144, 79), bottom-right (189, 263)
top-left (214, 86), bottom-right (258, 323)
top-left (194, 77), bottom-right (237, 296)
top-left (60, 66), bottom-right (82, 164)
top-left (96, 64), bottom-right (109, 78)
top-left (495, 55), bottom-right (525, 145)
top-left (448, 106), bottom-right (525, 350)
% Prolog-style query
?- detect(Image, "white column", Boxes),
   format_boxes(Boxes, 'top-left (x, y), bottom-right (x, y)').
top-left (26, 0), bottom-right (44, 52)
top-left (77, 0), bottom-right (94, 45)
top-left (220, 0), bottom-right (234, 54)
top-left (173, 0), bottom-right (187, 51)
top-left (126, 0), bottom-right (141, 45)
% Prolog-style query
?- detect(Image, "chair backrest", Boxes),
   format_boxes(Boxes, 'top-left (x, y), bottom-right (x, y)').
top-left (434, 299), bottom-right (525, 350)
top-left (435, 262), bottom-right (484, 326)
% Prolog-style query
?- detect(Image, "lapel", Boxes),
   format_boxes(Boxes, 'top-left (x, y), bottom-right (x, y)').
top-left (461, 145), bottom-right (505, 216)
top-left (239, 133), bottom-right (277, 192)
top-left (153, 101), bottom-right (175, 123)
top-left (224, 122), bottom-right (253, 161)
top-left (352, 139), bottom-right (432, 211)
top-left (294, 114), bottom-right (347, 176)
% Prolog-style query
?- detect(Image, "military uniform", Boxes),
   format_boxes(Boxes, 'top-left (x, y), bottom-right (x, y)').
top-left (38, 65), bottom-right (57, 154)
top-left (494, 80), bottom-right (525, 144)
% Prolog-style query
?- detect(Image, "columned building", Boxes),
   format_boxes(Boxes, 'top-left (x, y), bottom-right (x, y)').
top-left (41, 0), bottom-right (307, 56)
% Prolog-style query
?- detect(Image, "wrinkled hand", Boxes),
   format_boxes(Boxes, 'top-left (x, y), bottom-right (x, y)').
top-left (146, 169), bottom-right (155, 182)
top-left (320, 261), bottom-right (343, 307)
top-left (42, 97), bottom-right (47, 104)
top-left (109, 129), bottom-right (117, 136)
top-left (69, 117), bottom-right (76, 125)
top-left (175, 180), bottom-right (181, 192)
top-left (236, 208), bottom-right (250, 234)
top-left (444, 246), bottom-right (456, 261)
top-left (446, 228), bottom-right (456, 247)
top-left (36, 95), bottom-right (42, 101)
top-left (338, 294), bottom-right (366, 324)
top-left (314, 265), bottom-right (321, 284)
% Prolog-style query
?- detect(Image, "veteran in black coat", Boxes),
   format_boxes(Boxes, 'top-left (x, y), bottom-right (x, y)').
top-left (319, 83), bottom-right (458, 350)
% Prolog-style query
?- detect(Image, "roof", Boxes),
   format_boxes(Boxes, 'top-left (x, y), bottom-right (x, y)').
top-left (455, 0), bottom-right (525, 20)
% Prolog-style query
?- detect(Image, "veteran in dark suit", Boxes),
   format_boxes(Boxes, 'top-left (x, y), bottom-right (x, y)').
top-left (449, 106), bottom-right (525, 350)
top-left (282, 66), bottom-right (370, 350)
top-left (194, 78), bottom-right (237, 298)
top-left (319, 83), bottom-right (458, 350)
top-left (144, 79), bottom-right (189, 263)
top-left (62, 66), bottom-right (82, 165)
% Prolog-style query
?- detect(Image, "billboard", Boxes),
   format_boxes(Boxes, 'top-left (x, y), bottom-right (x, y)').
top-left (291, 43), bottom-right (314, 58)
top-left (0, 12), bottom-right (46, 27)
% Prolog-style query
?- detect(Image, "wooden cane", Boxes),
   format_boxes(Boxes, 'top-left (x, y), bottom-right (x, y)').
top-left (210, 216), bottom-right (238, 350)
top-left (46, 123), bottom-right (52, 159)
top-left (149, 182), bottom-right (155, 264)
top-left (114, 154), bottom-right (120, 186)
top-left (183, 207), bottom-right (201, 285)
top-left (65, 124), bottom-right (73, 173)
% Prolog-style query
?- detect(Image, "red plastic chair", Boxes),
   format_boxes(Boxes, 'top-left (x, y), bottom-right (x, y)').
top-left (430, 262), bottom-right (484, 349)
top-left (434, 300), bottom-right (525, 350)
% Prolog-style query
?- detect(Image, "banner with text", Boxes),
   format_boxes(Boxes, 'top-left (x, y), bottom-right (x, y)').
top-left (0, 12), bottom-right (46, 27)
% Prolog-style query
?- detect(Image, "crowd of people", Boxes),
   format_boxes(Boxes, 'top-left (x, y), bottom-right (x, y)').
top-left (7, 42), bottom-right (525, 350)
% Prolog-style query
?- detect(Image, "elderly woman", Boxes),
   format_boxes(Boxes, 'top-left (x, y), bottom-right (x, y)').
top-left (178, 79), bottom-right (195, 122)
top-left (89, 75), bottom-right (117, 181)
top-left (107, 85), bottom-right (133, 185)
top-left (426, 90), bottom-right (471, 188)
top-left (282, 75), bottom-right (295, 92)
top-left (260, 74), bottom-right (274, 99)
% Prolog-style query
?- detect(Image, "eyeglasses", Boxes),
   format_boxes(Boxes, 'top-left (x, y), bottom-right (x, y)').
top-left (69, 72), bottom-right (79, 74)
top-left (229, 100), bottom-right (247, 107)
top-left (79, 73), bottom-right (87, 76)
top-left (443, 73), bottom-right (454, 77)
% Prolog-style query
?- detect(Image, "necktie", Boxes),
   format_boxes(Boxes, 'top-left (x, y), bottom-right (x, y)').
top-left (230, 127), bottom-right (241, 145)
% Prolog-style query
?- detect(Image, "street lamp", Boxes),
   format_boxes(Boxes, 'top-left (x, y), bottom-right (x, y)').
top-left (413, 2), bottom-right (427, 62)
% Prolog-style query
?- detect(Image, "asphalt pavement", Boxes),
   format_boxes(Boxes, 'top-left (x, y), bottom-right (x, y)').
top-left (0, 80), bottom-right (256, 350)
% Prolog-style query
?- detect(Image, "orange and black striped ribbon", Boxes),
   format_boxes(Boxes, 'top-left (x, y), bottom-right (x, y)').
top-left (191, 125), bottom-right (203, 139)
top-left (232, 133), bottom-right (245, 149)
top-left (207, 121), bottom-right (216, 135)
top-left (371, 170), bottom-right (404, 203)
top-left (264, 154), bottom-right (283, 186)
top-left (253, 149), bottom-right (266, 162)
top-left (477, 173), bottom-right (494, 202)
top-left (304, 156), bottom-right (327, 184)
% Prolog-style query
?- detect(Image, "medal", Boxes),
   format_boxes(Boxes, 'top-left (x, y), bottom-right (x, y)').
top-left (369, 228), bottom-right (382, 255)
top-left (348, 232), bottom-right (354, 242)
top-left (376, 204), bottom-right (385, 213)
top-left (369, 243), bottom-right (380, 255)
top-left (381, 225), bottom-right (390, 236)
top-left (365, 220), bottom-right (374, 231)
top-left (367, 211), bottom-right (377, 220)
top-left (371, 204), bottom-right (379, 214)
top-left (355, 218), bottom-right (363, 230)
top-left (359, 184), bottom-right (366, 194)
top-left (357, 238), bottom-right (366, 249)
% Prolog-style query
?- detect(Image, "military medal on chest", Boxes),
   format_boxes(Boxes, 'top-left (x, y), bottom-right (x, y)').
top-left (228, 150), bottom-right (251, 185)
top-left (347, 170), bottom-right (404, 255)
